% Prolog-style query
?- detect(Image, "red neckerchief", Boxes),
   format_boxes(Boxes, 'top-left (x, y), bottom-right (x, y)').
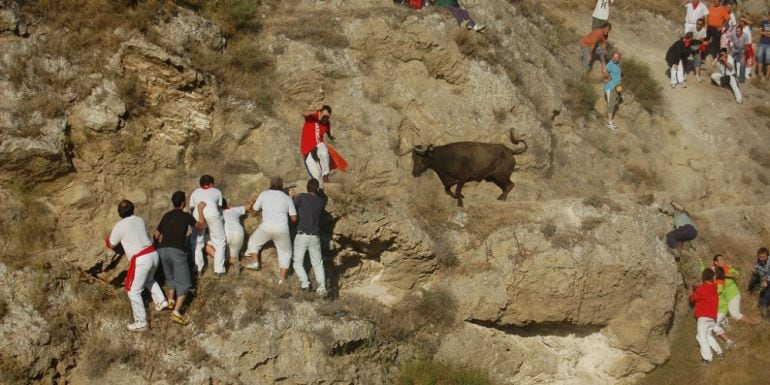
top-left (684, 38), bottom-right (691, 47)
top-left (202, 185), bottom-right (212, 190)
top-left (692, 1), bottom-right (699, 10)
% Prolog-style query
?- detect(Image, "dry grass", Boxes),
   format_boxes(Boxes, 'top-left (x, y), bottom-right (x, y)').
top-left (565, 75), bottom-right (598, 121)
top-left (622, 165), bottom-right (660, 188)
top-left (0, 299), bottom-right (7, 321)
top-left (749, 147), bottom-right (770, 168)
top-left (397, 360), bottom-right (495, 385)
top-left (274, 13), bottom-right (350, 49)
top-left (622, 57), bottom-right (663, 114)
top-left (82, 335), bottom-right (139, 378)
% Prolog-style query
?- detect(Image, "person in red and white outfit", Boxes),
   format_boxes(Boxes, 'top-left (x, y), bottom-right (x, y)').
top-left (106, 200), bottom-right (168, 332)
top-left (681, 0), bottom-right (709, 34)
top-left (189, 174), bottom-right (227, 275)
top-left (300, 106), bottom-right (335, 185)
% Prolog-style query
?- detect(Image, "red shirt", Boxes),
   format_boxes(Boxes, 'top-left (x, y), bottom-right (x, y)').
top-left (580, 28), bottom-right (608, 48)
top-left (300, 112), bottom-right (329, 156)
top-left (689, 281), bottom-right (718, 319)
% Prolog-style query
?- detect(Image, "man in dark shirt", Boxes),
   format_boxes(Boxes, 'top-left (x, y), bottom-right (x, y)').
top-left (292, 179), bottom-right (328, 296)
top-left (153, 191), bottom-right (206, 325)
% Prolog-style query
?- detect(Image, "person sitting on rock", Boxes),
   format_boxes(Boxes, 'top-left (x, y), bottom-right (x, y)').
top-left (153, 191), bottom-right (207, 326)
top-left (689, 268), bottom-right (723, 363)
top-left (658, 200), bottom-right (697, 250)
top-left (748, 247), bottom-right (770, 319)
top-left (713, 254), bottom-right (756, 324)
top-left (223, 198), bottom-right (252, 272)
top-left (666, 32), bottom-right (694, 88)
top-left (244, 177), bottom-right (297, 285)
top-left (428, 0), bottom-right (485, 32)
top-left (106, 200), bottom-right (168, 332)
top-left (713, 266), bottom-right (737, 349)
top-left (579, 23), bottom-right (611, 72)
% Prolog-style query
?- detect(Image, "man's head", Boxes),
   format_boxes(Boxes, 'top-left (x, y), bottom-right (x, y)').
top-left (702, 267), bottom-right (715, 283)
top-left (602, 23), bottom-right (611, 36)
top-left (684, 32), bottom-right (693, 41)
top-left (735, 25), bottom-right (743, 36)
top-left (307, 178), bottom-right (320, 194)
top-left (320, 105), bottom-right (332, 118)
top-left (696, 19), bottom-right (705, 31)
top-left (199, 174), bottom-right (214, 187)
top-left (713, 254), bottom-right (725, 267)
top-left (118, 199), bottom-right (134, 218)
top-left (269, 176), bottom-right (284, 190)
top-left (712, 0), bottom-right (720, 6)
top-left (611, 51), bottom-right (621, 63)
top-left (758, 247), bottom-right (769, 263)
top-left (171, 191), bottom-right (185, 208)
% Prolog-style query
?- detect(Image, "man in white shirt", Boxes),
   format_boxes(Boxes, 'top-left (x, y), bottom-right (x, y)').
top-left (711, 47), bottom-right (742, 104)
top-left (105, 200), bottom-right (167, 332)
top-left (244, 177), bottom-right (298, 284)
top-left (189, 174), bottom-right (227, 275)
top-left (591, 0), bottom-right (614, 30)
top-left (222, 198), bottom-right (252, 271)
top-left (682, 1), bottom-right (709, 34)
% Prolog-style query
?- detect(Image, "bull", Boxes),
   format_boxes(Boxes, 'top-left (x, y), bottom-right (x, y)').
top-left (409, 134), bottom-right (528, 207)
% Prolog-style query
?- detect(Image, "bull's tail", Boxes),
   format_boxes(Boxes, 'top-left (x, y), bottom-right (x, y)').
top-left (508, 128), bottom-right (528, 155)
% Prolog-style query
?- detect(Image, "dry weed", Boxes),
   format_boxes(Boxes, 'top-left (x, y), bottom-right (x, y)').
top-left (622, 165), bottom-right (660, 188)
top-left (0, 299), bottom-right (7, 321)
top-left (749, 147), bottom-right (770, 168)
top-left (274, 14), bottom-right (350, 49)
top-left (82, 334), bottom-right (139, 378)
top-left (565, 75), bottom-right (597, 121)
top-left (397, 359), bottom-right (494, 385)
top-left (621, 57), bottom-right (663, 114)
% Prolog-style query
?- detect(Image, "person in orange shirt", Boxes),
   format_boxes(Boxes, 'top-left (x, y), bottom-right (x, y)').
top-left (579, 23), bottom-right (611, 72)
top-left (706, 0), bottom-right (730, 58)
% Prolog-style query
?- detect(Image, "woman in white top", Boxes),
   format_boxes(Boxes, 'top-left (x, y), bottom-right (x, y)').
top-left (222, 198), bottom-right (252, 270)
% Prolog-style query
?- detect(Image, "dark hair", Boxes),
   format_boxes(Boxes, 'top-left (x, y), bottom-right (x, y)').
top-left (199, 175), bottom-right (214, 187)
top-left (684, 32), bottom-right (693, 39)
top-left (222, 198), bottom-right (228, 208)
top-left (702, 268), bottom-right (715, 282)
top-left (307, 178), bottom-right (320, 193)
top-left (269, 176), bottom-right (283, 190)
top-left (118, 200), bottom-right (134, 218)
top-left (603, 22), bottom-right (611, 29)
top-left (715, 266), bottom-right (725, 280)
top-left (720, 47), bottom-right (728, 53)
top-left (321, 105), bottom-right (332, 114)
top-left (758, 247), bottom-right (769, 256)
top-left (171, 191), bottom-right (185, 208)
top-left (712, 254), bottom-right (723, 263)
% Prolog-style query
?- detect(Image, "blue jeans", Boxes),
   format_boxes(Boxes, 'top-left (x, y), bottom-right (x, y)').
top-left (757, 43), bottom-right (770, 65)
top-left (731, 50), bottom-right (746, 81)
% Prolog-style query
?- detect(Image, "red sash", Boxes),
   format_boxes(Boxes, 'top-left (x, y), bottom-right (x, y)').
top-left (124, 245), bottom-right (155, 292)
top-left (327, 144), bottom-right (349, 172)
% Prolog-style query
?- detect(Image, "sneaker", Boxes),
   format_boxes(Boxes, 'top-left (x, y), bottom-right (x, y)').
top-left (726, 340), bottom-right (736, 349)
top-left (127, 322), bottom-right (148, 332)
top-left (167, 299), bottom-right (175, 310)
top-left (716, 353), bottom-right (725, 360)
top-left (317, 288), bottom-right (328, 298)
top-left (300, 286), bottom-right (311, 291)
top-left (170, 312), bottom-right (190, 326)
top-left (701, 359), bottom-right (712, 364)
top-left (606, 122), bottom-right (618, 131)
top-left (671, 84), bottom-right (677, 89)
top-left (737, 98), bottom-right (743, 105)
top-left (155, 301), bottom-right (169, 312)
top-left (472, 24), bottom-right (486, 32)
top-left (245, 262), bottom-right (260, 270)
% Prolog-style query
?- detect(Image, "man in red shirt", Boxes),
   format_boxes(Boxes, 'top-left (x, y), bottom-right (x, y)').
top-left (300, 105), bottom-right (335, 184)
top-left (579, 23), bottom-right (611, 72)
top-left (689, 268), bottom-right (723, 363)
top-left (706, 0), bottom-right (730, 59)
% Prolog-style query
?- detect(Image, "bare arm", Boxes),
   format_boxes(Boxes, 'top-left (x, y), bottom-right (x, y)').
top-left (152, 230), bottom-right (161, 243)
top-left (194, 202), bottom-right (207, 229)
top-left (670, 200), bottom-right (686, 213)
top-left (301, 108), bottom-right (319, 117)
top-left (289, 214), bottom-right (298, 223)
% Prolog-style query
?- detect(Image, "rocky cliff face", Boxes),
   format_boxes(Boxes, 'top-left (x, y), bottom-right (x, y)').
top-left (2, 0), bottom-right (770, 384)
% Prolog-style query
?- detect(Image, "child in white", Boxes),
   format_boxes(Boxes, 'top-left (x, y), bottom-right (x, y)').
top-left (107, 200), bottom-right (167, 331)
top-left (244, 177), bottom-right (297, 284)
top-left (223, 198), bottom-right (251, 269)
top-left (189, 175), bottom-right (227, 274)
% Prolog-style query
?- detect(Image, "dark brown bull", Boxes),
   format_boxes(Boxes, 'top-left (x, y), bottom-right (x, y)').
top-left (410, 135), bottom-right (528, 207)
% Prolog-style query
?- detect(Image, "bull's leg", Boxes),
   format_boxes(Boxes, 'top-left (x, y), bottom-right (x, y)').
top-left (455, 182), bottom-right (466, 199)
top-left (444, 184), bottom-right (457, 198)
top-left (494, 177), bottom-right (515, 201)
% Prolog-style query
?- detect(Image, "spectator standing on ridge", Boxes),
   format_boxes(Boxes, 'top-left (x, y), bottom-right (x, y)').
top-left (106, 200), bottom-right (168, 332)
top-left (689, 268), bottom-right (723, 363)
top-left (727, 25), bottom-right (750, 82)
top-left (292, 179), bottom-right (328, 297)
top-left (429, 0), bottom-right (486, 32)
top-left (591, 0), bottom-right (614, 30)
top-left (681, 0), bottom-right (710, 34)
top-left (713, 267), bottom-right (737, 349)
top-left (690, 19), bottom-right (710, 81)
top-left (666, 32), bottom-right (694, 88)
top-left (714, 254), bottom-right (757, 325)
top-left (706, 0), bottom-right (730, 59)
top-left (601, 51), bottom-right (622, 131)
top-left (658, 200), bottom-right (697, 250)
top-left (223, 198), bottom-right (252, 272)
top-left (580, 23), bottom-right (612, 72)
top-left (153, 191), bottom-right (207, 326)
top-left (749, 247), bottom-right (770, 318)
top-left (756, 10), bottom-right (770, 81)
top-left (244, 177), bottom-right (297, 285)
top-left (189, 175), bottom-right (227, 276)
top-left (711, 47), bottom-right (743, 104)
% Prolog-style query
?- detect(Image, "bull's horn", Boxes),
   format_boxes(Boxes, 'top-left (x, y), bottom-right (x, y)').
top-left (413, 145), bottom-right (428, 155)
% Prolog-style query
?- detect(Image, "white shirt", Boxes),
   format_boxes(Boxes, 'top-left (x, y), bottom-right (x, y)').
top-left (189, 187), bottom-right (223, 220)
top-left (223, 206), bottom-right (246, 232)
top-left (684, 2), bottom-right (709, 25)
top-left (693, 26), bottom-right (708, 41)
top-left (592, 0), bottom-right (613, 20)
top-left (109, 215), bottom-right (152, 258)
top-left (253, 190), bottom-right (297, 232)
top-left (718, 55), bottom-right (736, 76)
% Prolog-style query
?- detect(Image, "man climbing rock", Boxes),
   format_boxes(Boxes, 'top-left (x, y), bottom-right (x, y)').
top-left (658, 200), bottom-right (697, 250)
top-left (580, 23), bottom-right (611, 72)
top-left (301, 106), bottom-right (335, 184)
top-left (292, 178), bottom-right (328, 297)
top-left (106, 200), bottom-right (168, 332)
top-left (154, 191), bottom-right (207, 326)
top-left (189, 175), bottom-right (227, 275)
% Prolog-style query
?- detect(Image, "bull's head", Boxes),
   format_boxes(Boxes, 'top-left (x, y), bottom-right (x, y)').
top-left (411, 144), bottom-right (433, 177)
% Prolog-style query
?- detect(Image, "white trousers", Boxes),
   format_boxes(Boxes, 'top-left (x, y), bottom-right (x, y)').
top-left (128, 252), bottom-right (166, 324)
top-left (711, 73), bottom-right (742, 103)
top-left (245, 226), bottom-right (292, 269)
top-left (191, 228), bottom-right (208, 274)
top-left (727, 295), bottom-right (744, 320)
top-left (696, 317), bottom-right (722, 361)
top-left (206, 216), bottom-right (227, 274)
top-left (293, 234), bottom-right (325, 291)
top-left (226, 227), bottom-right (244, 259)
top-left (304, 143), bottom-right (330, 183)
top-left (670, 61), bottom-right (684, 86)
top-left (713, 312), bottom-right (727, 335)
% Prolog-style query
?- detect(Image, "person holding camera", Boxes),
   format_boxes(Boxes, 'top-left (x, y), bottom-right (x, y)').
top-left (749, 247), bottom-right (770, 319)
top-left (710, 47), bottom-right (742, 104)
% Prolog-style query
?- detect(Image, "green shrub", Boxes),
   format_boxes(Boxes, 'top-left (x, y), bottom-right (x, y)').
top-left (621, 57), bottom-right (662, 114)
top-left (565, 75), bottom-right (597, 120)
top-left (398, 360), bottom-right (495, 385)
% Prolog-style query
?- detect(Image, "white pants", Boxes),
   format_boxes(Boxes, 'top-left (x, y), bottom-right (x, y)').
top-left (191, 228), bottom-right (208, 274)
top-left (293, 234), bottom-right (325, 291)
top-left (245, 226), bottom-right (292, 269)
top-left (670, 61), bottom-right (684, 86)
top-left (727, 295), bottom-right (744, 320)
top-left (128, 252), bottom-right (166, 324)
top-left (696, 317), bottom-right (722, 361)
top-left (206, 215), bottom-right (227, 274)
top-left (304, 143), bottom-right (330, 182)
top-left (226, 227), bottom-right (244, 259)
top-left (713, 312), bottom-right (727, 335)
top-left (711, 73), bottom-right (742, 103)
